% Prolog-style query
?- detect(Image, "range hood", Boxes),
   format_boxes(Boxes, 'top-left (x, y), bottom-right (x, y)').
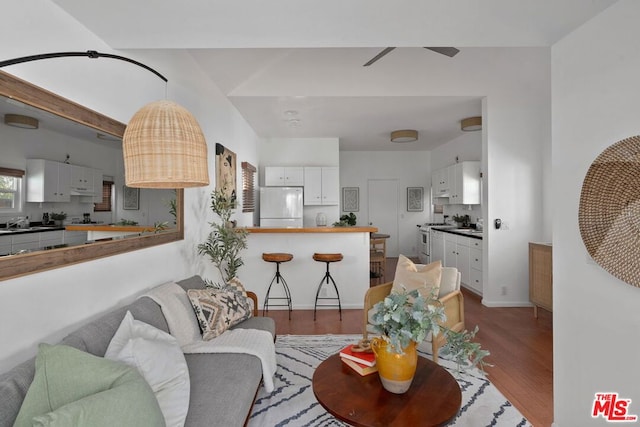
top-left (69, 187), bottom-right (95, 196)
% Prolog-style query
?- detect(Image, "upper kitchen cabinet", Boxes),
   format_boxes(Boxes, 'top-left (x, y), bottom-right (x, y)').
top-left (432, 167), bottom-right (450, 197)
top-left (26, 159), bottom-right (72, 202)
top-left (449, 161), bottom-right (481, 205)
top-left (264, 166), bottom-right (304, 186)
top-left (70, 165), bottom-right (94, 194)
top-left (303, 166), bottom-right (339, 206)
top-left (432, 161), bottom-right (481, 205)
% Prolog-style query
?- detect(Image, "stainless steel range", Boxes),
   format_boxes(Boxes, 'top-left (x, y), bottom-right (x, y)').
top-left (417, 223), bottom-right (448, 264)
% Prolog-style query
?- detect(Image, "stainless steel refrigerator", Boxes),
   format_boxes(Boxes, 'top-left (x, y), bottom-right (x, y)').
top-left (259, 187), bottom-right (303, 227)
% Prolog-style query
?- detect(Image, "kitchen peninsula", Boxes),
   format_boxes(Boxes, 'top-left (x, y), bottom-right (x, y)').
top-left (242, 226), bottom-right (376, 311)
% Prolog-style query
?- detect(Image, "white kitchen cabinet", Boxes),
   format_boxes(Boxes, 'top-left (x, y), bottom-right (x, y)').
top-left (469, 247), bottom-right (483, 294)
top-left (442, 231), bottom-right (483, 293)
top-left (264, 167), bottom-right (304, 186)
top-left (64, 231), bottom-right (88, 246)
top-left (0, 235), bottom-right (11, 256)
top-left (26, 159), bottom-right (72, 202)
top-left (92, 169), bottom-right (104, 202)
top-left (448, 161), bottom-right (481, 205)
top-left (70, 165), bottom-right (94, 193)
top-left (431, 168), bottom-right (450, 198)
top-left (430, 229), bottom-right (445, 264)
top-left (303, 167), bottom-right (339, 206)
top-left (40, 230), bottom-right (64, 248)
top-left (443, 232), bottom-right (457, 269)
top-left (11, 232), bottom-right (40, 253)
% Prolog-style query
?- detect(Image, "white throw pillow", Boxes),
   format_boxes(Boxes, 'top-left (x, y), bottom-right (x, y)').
top-left (105, 311), bottom-right (190, 427)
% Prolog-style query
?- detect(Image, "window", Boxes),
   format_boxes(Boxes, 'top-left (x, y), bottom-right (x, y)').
top-left (241, 162), bottom-right (256, 213)
top-left (0, 167), bottom-right (24, 213)
top-left (94, 180), bottom-right (114, 212)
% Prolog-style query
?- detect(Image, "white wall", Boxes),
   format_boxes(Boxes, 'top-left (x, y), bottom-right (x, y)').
top-left (0, 1), bottom-right (259, 373)
top-left (552, 1), bottom-right (640, 425)
top-left (231, 47), bottom-right (551, 307)
top-left (340, 151), bottom-right (431, 257)
top-left (258, 137), bottom-right (340, 226)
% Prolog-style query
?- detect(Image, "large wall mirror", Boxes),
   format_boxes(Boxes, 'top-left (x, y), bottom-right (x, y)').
top-left (0, 71), bottom-right (184, 281)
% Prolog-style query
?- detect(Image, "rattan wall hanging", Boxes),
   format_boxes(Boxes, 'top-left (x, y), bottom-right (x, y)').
top-left (579, 135), bottom-right (640, 287)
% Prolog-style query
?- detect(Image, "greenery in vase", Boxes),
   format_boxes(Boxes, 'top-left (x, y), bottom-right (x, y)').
top-left (371, 287), bottom-right (490, 372)
top-left (197, 186), bottom-right (248, 286)
top-left (452, 214), bottom-right (470, 227)
top-left (50, 212), bottom-right (67, 221)
top-left (332, 213), bottom-right (357, 227)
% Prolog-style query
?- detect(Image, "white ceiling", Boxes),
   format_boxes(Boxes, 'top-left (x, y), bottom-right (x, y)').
top-left (50, 0), bottom-right (617, 151)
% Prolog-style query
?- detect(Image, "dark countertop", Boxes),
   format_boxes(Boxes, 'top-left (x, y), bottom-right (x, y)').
top-left (0, 225), bottom-right (65, 236)
top-left (431, 226), bottom-right (483, 240)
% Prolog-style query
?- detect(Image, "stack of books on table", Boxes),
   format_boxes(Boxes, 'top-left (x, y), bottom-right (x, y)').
top-left (339, 345), bottom-right (378, 376)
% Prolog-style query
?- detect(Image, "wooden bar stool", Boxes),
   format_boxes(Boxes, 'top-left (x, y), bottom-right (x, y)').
top-left (312, 253), bottom-right (343, 321)
top-left (262, 253), bottom-right (294, 319)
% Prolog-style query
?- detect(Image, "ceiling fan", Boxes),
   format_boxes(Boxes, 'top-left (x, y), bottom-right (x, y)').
top-left (363, 47), bottom-right (460, 67)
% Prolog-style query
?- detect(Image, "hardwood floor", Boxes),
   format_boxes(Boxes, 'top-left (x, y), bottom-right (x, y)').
top-left (266, 258), bottom-right (554, 427)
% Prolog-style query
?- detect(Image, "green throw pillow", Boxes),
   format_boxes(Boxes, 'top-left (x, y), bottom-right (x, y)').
top-left (14, 343), bottom-right (165, 427)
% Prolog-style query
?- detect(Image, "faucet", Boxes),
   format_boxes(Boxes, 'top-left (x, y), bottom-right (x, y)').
top-left (6, 217), bottom-right (28, 229)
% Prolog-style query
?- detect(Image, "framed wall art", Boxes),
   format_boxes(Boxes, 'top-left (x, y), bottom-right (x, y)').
top-left (342, 187), bottom-right (359, 212)
top-left (407, 187), bottom-right (424, 212)
top-left (215, 143), bottom-right (237, 205)
top-left (123, 186), bottom-right (139, 210)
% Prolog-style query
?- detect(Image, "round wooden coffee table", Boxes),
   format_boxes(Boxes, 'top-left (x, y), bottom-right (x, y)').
top-left (312, 353), bottom-right (461, 427)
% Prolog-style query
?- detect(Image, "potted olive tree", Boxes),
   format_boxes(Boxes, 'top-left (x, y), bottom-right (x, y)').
top-left (197, 186), bottom-right (248, 287)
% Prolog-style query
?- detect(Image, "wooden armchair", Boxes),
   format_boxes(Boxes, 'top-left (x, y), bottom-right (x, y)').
top-left (362, 267), bottom-right (465, 364)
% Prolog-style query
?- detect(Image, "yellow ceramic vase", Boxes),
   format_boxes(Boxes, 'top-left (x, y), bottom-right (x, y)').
top-left (371, 337), bottom-right (418, 394)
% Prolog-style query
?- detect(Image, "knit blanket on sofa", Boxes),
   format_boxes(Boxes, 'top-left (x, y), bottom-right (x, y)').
top-left (145, 282), bottom-right (277, 392)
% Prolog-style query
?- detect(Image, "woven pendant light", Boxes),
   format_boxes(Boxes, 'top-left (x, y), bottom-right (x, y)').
top-left (123, 100), bottom-right (209, 188)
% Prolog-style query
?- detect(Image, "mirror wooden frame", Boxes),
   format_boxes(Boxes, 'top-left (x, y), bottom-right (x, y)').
top-left (0, 71), bottom-right (184, 281)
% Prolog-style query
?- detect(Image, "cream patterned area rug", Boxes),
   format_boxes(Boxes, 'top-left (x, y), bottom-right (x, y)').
top-left (248, 334), bottom-right (530, 427)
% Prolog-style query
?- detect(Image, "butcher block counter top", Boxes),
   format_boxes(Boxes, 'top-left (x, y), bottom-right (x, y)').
top-left (246, 226), bottom-right (377, 233)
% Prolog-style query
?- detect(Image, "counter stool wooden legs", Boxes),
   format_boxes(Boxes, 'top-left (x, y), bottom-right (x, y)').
top-left (312, 253), bottom-right (343, 321)
top-left (262, 253), bottom-right (293, 319)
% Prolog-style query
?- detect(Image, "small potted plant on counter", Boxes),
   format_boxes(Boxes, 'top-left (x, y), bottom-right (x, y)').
top-left (50, 212), bottom-right (67, 226)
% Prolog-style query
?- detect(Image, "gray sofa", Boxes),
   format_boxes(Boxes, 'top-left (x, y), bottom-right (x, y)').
top-left (0, 275), bottom-right (276, 427)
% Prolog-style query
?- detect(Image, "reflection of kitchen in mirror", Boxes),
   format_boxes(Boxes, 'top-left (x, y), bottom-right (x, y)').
top-left (0, 94), bottom-right (176, 256)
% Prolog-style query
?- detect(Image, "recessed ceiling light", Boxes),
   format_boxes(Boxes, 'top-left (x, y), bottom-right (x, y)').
top-left (284, 110), bottom-right (299, 117)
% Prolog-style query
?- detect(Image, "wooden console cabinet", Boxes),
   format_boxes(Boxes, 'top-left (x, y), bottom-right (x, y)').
top-left (529, 242), bottom-right (552, 318)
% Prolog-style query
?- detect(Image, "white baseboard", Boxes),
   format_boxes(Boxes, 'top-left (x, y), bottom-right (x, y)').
top-left (480, 299), bottom-right (533, 308)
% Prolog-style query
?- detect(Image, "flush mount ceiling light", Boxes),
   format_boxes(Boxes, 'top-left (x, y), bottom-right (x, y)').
top-left (0, 50), bottom-right (209, 188)
top-left (4, 114), bottom-right (39, 129)
top-left (461, 116), bottom-right (482, 131)
top-left (390, 129), bottom-right (418, 143)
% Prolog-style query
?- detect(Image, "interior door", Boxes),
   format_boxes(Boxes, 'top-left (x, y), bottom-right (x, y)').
top-left (368, 179), bottom-right (399, 257)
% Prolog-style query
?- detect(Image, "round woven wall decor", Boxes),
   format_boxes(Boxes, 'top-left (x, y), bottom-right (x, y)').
top-left (579, 135), bottom-right (640, 287)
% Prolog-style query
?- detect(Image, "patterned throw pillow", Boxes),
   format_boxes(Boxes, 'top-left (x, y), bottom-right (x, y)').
top-left (187, 278), bottom-right (253, 340)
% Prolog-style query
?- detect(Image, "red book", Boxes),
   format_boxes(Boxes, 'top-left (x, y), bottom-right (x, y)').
top-left (339, 345), bottom-right (376, 367)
